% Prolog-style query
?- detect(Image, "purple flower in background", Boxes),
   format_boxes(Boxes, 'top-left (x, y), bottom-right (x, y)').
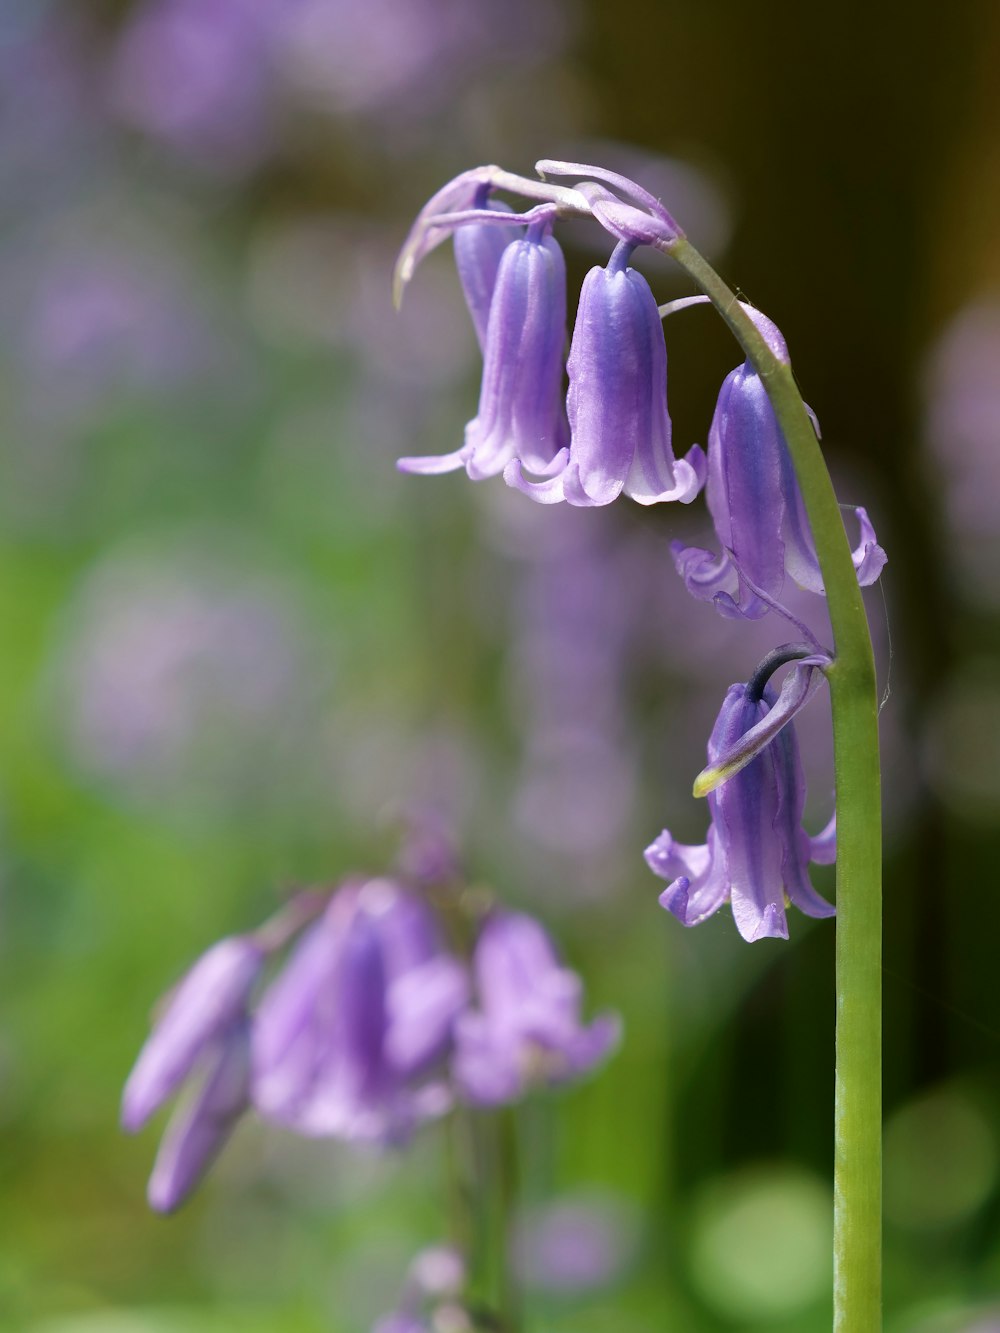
top-left (53, 547), bottom-right (317, 811)
top-left (454, 910), bottom-right (619, 1104)
top-left (253, 880), bottom-right (468, 1143)
top-left (672, 326), bottom-right (886, 617)
top-left (506, 242), bottom-right (705, 507)
top-left (112, 0), bottom-right (279, 173)
top-left (645, 655), bottom-right (836, 942)
top-left (121, 935), bottom-right (264, 1210)
top-left (122, 935), bottom-right (263, 1130)
top-left (374, 1245), bottom-right (466, 1333)
top-left (514, 1193), bottom-right (638, 1294)
top-left (398, 216), bottom-right (568, 480)
top-left (145, 1024), bottom-right (251, 1213)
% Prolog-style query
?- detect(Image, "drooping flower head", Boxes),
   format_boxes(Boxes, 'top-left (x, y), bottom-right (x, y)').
top-left (394, 160), bottom-right (703, 504)
top-left (252, 879), bottom-right (468, 1143)
top-left (672, 313), bottom-right (887, 618)
top-left (505, 242), bottom-right (705, 508)
top-left (454, 909), bottom-right (620, 1105)
top-left (645, 647), bottom-right (837, 942)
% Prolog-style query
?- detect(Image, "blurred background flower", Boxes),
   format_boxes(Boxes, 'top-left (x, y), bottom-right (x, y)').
top-left (1, 0), bottom-right (999, 1329)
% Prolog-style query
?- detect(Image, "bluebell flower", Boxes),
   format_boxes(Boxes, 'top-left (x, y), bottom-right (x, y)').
top-left (672, 314), bottom-right (886, 617)
top-left (505, 242), bottom-right (705, 507)
top-left (398, 215), bottom-right (568, 481)
top-left (454, 910), bottom-right (619, 1105)
top-left (252, 880), bottom-right (468, 1143)
top-left (645, 656), bottom-right (836, 942)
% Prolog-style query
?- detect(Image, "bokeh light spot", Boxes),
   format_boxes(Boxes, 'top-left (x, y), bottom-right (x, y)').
top-left (688, 1163), bottom-right (832, 1322)
top-left (884, 1084), bottom-right (998, 1231)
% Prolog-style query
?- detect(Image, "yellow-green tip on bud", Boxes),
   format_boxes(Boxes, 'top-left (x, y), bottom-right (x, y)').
top-left (693, 758), bottom-right (742, 799)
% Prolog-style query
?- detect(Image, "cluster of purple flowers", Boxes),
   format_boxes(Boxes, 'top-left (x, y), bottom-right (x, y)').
top-left (395, 160), bottom-right (888, 941)
top-left (122, 873), bottom-right (618, 1213)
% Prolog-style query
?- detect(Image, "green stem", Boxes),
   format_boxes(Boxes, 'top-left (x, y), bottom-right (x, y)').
top-left (666, 238), bottom-right (883, 1331)
top-left (497, 1106), bottom-right (522, 1332)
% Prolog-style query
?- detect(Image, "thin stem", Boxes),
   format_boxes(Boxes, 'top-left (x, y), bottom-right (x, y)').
top-left (497, 1107), bottom-right (523, 1332)
top-left (666, 238), bottom-right (883, 1331)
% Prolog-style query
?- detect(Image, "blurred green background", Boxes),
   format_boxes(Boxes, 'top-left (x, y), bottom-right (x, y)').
top-left (1, 0), bottom-right (999, 1329)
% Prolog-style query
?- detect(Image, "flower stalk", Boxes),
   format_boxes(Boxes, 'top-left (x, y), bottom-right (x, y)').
top-left (665, 238), bottom-right (882, 1331)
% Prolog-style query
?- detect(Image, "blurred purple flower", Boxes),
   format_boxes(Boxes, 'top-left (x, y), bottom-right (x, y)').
top-left (111, 0), bottom-right (279, 172)
top-left (454, 910), bottom-right (619, 1105)
top-left (514, 1194), bottom-right (638, 1294)
top-left (121, 935), bottom-right (264, 1212)
top-left (22, 241), bottom-right (216, 406)
top-left (53, 547), bottom-right (317, 806)
top-left (122, 934), bottom-right (264, 1131)
top-left (672, 334), bottom-right (886, 618)
top-left (145, 1023), bottom-right (252, 1213)
top-left (253, 880), bottom-right (468, 1143)
top-left (398, 216), bottom-right (568, 480)
top-left (923, 301), bottom-right (1000, 602)
top-left (372, 1317), bottom-right (427, 1333)
top-left (646, 657), bottom-right (836, 942)
top-left (374, 1245), bottom-right (466, 1333)
top-left (501, 510), bottom-right (641, 871)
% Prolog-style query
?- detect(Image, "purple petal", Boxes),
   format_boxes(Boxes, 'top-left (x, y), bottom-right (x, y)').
top-left (393, 167), bottom-right (500, 305)
top-left (397, 445), bottom-right (470, 475)
top-left (669, 540), bottom-right (746, 613)
top-left (578, 186), bottom-right (680, 249)
top-left (122, 935), bottom-right (262, 1131)
top-left (146, 1025), bottom-right (250, 1214)
top-left (770, 721), bottom-right (836, 920)
top-left (567, 263), bottom-right (667, 504)
top-left (629, 444), bottom-right (706, 507)
top-left (710, 687), bottom-right (789, 942)
top-left (742, 305), bottom-right (790, 364)
top-left (781, 463), bottom-right (887, 596)
top-left (453, 206), bottom-right (521, 351)
top-left (453, 1010), bottom-right (522, 1105)
top-left (455, 911), bottom-right (618, 1104)
top-left (462, 228), bottom-right (568, 478)
top-left (252, 890), bottom-right (357, 1120)
top-left (809, 813), bottom-right (837, 865)
top-left (386, 955), bottom-right (469, 1076)
top-left (850, 506), bottom-right (888, 585)
top-left (707, 363), bottom-right (788, 612)
top-left (647, 824), bottom-right (729, 926)
top-left (513, 257), bottom-right (701, 510)
top-left (535, 159), bottom-right (683, 236)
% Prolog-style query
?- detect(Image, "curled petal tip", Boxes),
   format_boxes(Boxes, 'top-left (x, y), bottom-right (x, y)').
top-left (657, 878), bottom-right (691, 921)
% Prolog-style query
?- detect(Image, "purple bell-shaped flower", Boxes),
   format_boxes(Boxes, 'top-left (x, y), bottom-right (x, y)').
top-left (252, 880), bottom-right (469, 1144)
top-left (454, 910), bottom-right (620, 1105)
top-left (398, 216), bottom-right (568, 481)
top-left (672, 317), bottom-right (886, 617)
top-left (121, 934), bottom-right (265, 1211)
top-left (645, 653), bottom-right (837, 942)
top-left (505, 242), bottom-right (705, 507)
